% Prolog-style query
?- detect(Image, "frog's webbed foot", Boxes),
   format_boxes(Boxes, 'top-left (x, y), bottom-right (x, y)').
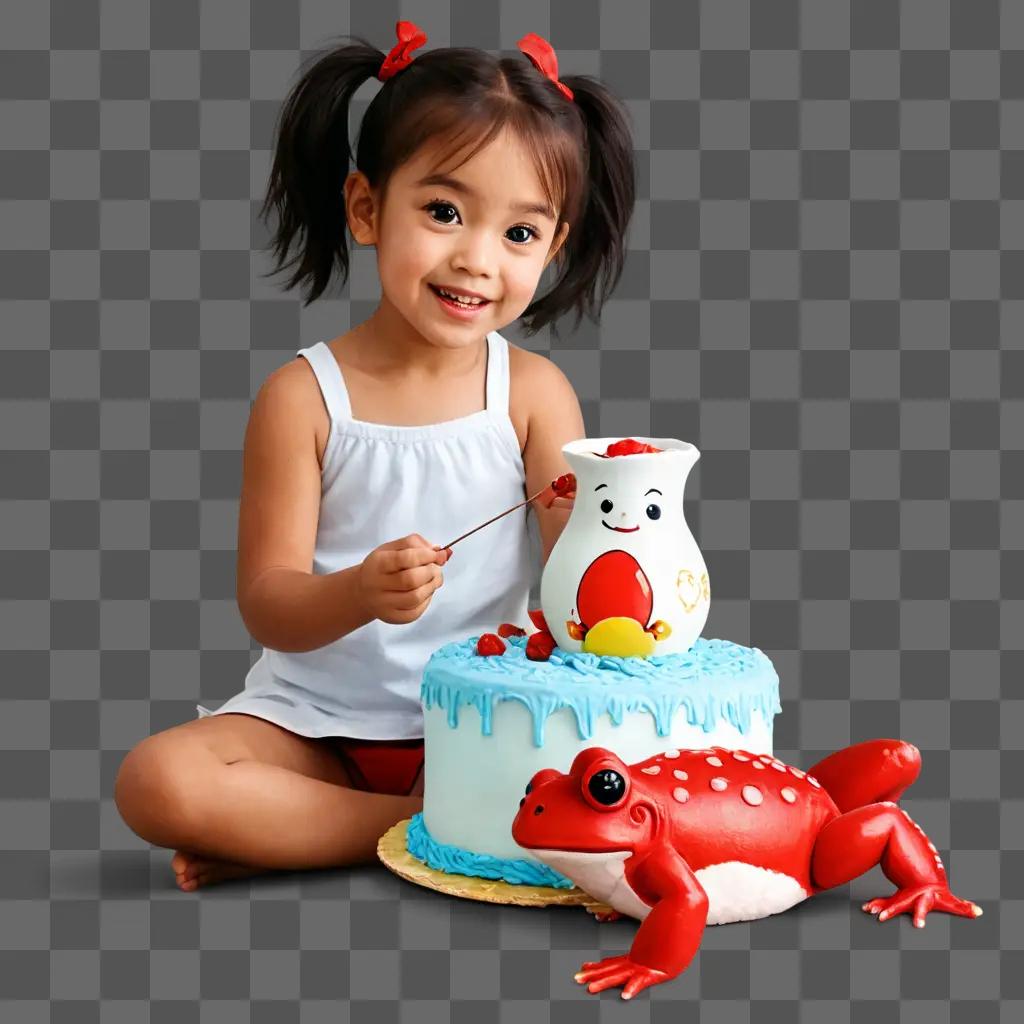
top-left (575, 955), bottom-right (671, 1000)
top-left (863, 885), bottom-right (982, 928)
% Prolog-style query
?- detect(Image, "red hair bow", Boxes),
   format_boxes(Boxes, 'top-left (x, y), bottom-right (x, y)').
top-left (517, 32), bottom-right (574, 101)
top-left (378, 20), bottom-right (428, 81)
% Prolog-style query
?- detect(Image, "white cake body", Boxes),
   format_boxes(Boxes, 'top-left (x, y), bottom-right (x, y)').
top-left (422, 697), bottom-right (773, 865)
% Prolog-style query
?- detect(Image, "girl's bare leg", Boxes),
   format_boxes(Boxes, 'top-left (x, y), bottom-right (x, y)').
top-left (114, 712), bottom-right (422, 890)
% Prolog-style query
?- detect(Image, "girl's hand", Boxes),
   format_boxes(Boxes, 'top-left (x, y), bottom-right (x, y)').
top-left (357, 534), bottom-right (451, 625)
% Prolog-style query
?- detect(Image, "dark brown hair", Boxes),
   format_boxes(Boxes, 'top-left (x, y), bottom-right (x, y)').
top-left (262, 37), bottom-right (636, 336)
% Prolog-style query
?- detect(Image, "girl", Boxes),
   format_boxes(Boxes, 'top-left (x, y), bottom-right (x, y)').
top-left (114, 22), bottom-right (635, 891)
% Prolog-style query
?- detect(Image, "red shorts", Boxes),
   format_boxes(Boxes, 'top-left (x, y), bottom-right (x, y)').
top-left (333, 736), bottom-right (424, 796)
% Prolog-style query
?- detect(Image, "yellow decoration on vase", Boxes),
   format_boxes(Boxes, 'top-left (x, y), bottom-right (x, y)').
top-left (582, 617), bottom-right (656, 657)
top-left (648, 619), bottom-right (672, 640)
top-left (677, 569), bottom-right (702, 613)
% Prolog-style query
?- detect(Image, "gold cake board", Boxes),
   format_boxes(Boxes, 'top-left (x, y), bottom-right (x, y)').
top-left (377, 818), bottom-right (614, 914)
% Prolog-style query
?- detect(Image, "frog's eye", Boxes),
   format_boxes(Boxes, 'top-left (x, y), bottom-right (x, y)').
top-left (646, 504), bottom-right (661, 520)
top-left (584, 768), bottom-right (628, 810)
top-left (600, 498), bottom-right (613, 514)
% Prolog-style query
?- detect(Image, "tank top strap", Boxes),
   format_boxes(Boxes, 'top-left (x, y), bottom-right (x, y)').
top-left (485, 331), bottom-right (510, 415)
top-left (297, 342), bottom-right (352, 422)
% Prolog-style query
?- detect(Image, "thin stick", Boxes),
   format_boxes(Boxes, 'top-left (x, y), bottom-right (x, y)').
top-left (440, 484), bottom-right (551, 550)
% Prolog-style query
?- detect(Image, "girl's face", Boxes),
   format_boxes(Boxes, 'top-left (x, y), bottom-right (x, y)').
top-left (346, 127), bottom-right (569, 349)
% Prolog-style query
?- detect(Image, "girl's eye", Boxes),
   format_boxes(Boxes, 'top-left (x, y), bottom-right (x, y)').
top-left (426, 201), bottom-right (460, 225)
top-left (506, 225), bottom-right (537, 245)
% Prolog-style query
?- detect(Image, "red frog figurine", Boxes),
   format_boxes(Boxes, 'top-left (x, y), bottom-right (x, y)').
top-left (511, 738), bottom-right (981, 1000)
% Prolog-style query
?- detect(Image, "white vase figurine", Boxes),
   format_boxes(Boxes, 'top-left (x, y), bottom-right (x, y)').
top-left (539, 437), bottom-right (709, 657)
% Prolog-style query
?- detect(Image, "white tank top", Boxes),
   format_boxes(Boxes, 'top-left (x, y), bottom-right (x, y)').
top-left (199, 330), bottom-right (539, 739)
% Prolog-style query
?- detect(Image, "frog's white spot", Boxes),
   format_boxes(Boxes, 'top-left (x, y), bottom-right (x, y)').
top-left (758, 755), bottom-right (773, 763)
top-left (807, 775), bottom-right (821, 788)
top-left (663, 748), bottom-right (680, 759)
top-left (741, 785), bottom-right (763, 806)
top-left (706, 755), bottom-right (723, 767)
top-left (770, 762), bottom-right (787, 773)
top-left (672, 787), bottom-right (690, 803)
top-left (732, 752), bottom-right (750, 762)
top-left (752, 761), bottom-right (766, 770)
top-left (780, 787), bottom-right (797, 803)
top-left (673, 769), bottom-right (688, 781)
top-left (640, 765), bottom-right (661, 775)
top-left (788, 766), bottom-right (805, 778)
top-left (710, 777), bottom-right (728, 791)
top-left (697, 862), bottom-right (809, 926)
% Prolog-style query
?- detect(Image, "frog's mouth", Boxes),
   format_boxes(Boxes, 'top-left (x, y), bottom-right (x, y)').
top-left (602, 521), bottom-right (639, 533)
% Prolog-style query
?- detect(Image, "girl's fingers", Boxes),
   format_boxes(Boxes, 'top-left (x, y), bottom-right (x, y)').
top-left (387, 544), bottom-right (448, 572)
top-left (396, 574), bottom-right (443, 610)
top-left (378, 533), bottom-right (431, 552)
top-left (385, 564), bottom-right (440, 591)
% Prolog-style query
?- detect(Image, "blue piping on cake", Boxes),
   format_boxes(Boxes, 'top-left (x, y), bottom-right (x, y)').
top-left (406, 812), bottom-right (574, 888)
top-left (421, 635), bottom-right (781, 748)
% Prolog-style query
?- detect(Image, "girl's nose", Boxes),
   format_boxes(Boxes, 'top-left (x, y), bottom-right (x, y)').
top-left (452, 232), bottom-right (496, 278)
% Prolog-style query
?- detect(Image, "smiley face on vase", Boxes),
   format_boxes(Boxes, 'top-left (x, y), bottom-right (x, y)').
top-left (540, 438), bottom-right (710, 657)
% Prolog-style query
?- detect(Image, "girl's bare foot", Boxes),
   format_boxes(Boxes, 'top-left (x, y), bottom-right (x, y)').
top-left (171, 849), bottom-right (267, 891)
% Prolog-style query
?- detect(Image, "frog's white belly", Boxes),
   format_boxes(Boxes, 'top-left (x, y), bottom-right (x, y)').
top-left (533, 849), bottom-right (652, 920)
top-left (531, 850), bottom-right (808, 925)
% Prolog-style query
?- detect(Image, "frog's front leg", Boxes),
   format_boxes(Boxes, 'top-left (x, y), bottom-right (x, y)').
top-left (811, 802), bottom-right (982, 927)
top-left (575, 846), bottom-right (708, 1000)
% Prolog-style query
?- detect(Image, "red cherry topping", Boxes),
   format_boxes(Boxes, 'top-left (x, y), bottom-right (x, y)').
top-left (551, 472), bottom-right (576, 495)
top-left (525, 629), bottom-right (556, 661)
top-left (476, 633), bottom-right (506, 656)
top-left (497, 622), bottom-right (527, 638)
top-left (603, 438), bottom-right (664, 457)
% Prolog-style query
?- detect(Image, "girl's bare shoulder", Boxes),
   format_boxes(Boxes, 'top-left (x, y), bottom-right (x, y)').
top-left (251, 356), bottom-right (331, 469)
top-left (506, 342), bottom-right (583, 455)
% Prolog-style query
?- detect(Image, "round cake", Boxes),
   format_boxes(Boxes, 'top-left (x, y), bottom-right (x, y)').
top-left (406, 633), bottom-right (780, 888)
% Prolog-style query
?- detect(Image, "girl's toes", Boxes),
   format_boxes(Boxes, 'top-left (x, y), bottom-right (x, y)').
top-left (171, 851), bottom-right (208, 890)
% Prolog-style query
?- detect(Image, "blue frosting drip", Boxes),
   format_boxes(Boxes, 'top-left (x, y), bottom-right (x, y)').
top-left (406, 812), bottom-right (574, 888)
top-left (421, 635), bottom-right (780, 747)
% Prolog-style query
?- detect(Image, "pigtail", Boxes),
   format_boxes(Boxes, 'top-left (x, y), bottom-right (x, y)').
top-left (261, 39), bottom-right (383, 303)
top-left (521, 76), bottom-right (636, 337)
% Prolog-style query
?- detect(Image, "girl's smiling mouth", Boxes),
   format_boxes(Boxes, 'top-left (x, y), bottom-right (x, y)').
top-left (602, 521), bottom-right (639, 533)
top-left (428, 283), bottom-right (493, 319)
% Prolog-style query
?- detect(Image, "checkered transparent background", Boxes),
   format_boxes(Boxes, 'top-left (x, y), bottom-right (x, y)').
top-left (1, 0), bottom-right (1021, 1019)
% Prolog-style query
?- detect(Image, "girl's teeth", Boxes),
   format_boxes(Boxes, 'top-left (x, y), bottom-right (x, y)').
top-left (438, 288), bottom-right (484, 306)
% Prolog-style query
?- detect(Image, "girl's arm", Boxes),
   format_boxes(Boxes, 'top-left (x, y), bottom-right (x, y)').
top-left (235, 361), bottom-right (374, 653)
top-left (519, 354), bottom-right (586, 565)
